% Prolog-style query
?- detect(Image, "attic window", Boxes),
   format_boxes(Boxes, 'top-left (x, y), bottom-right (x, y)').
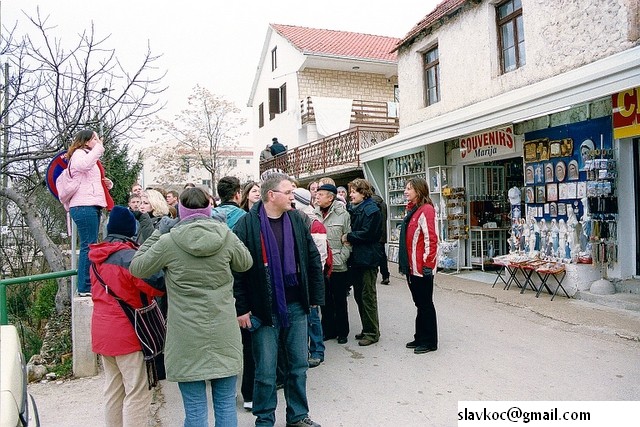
top-left (271, 47), bottom-right (278, 71)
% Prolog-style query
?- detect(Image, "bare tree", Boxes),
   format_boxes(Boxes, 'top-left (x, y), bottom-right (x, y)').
top-left (150, 85), bottom-right (245, 196)
top-left (0, 8), bottom-right (166, 311)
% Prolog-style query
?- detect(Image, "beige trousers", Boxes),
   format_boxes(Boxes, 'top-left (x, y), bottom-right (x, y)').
top-left (102, 351), bottom-right (152, 427)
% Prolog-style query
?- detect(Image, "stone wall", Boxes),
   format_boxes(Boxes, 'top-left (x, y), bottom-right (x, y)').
top-left (298, 68), bottom-right (397, 101)
top-left (397, 0), bottom-right (639, 128)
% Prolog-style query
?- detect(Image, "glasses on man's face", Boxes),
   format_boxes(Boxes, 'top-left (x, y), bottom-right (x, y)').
top-left (271, 189), bottom-right (293, 196)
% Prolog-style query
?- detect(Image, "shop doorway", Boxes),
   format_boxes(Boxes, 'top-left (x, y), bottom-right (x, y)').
top-left (465, 157), bottom-right (524, 268)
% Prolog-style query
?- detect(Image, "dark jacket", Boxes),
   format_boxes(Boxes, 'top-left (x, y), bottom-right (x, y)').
top-left (346, 197), bottom-right (383, 268)
top-left (371, 193), bottom-right (388, 244)
top-left (270, 141), bottom-right (287, 156)
top-left (232, 201), bottom-right (325, 326)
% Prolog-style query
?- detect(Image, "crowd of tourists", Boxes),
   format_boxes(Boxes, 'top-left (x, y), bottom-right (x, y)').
top-left (64, 130), bottom-right (439, 427)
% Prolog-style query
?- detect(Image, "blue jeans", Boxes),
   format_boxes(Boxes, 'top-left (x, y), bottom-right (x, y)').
top-left (252, 302), bottom-right (310, 427)
top-left (69, 206), bottom-right (100, 293)
top-left (178, 376), bottom-right (237, 427)
top-left (307, 306), bottom-right (324, 360)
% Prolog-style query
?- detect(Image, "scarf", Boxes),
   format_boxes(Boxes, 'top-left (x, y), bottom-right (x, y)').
top-left (97, 160), bottom-right (114, 211)
top-left (398, 202), bottom-right (418, 276)
top-left (178, 204), bottom-right (212, 222)
top-left (259, 204), bottom-right (298, 327)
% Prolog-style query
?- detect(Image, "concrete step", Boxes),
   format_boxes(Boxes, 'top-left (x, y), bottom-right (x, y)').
top-left (615, 279), bottom-right (640, 294)
top-left (575, 290), bottom-right (640, 312)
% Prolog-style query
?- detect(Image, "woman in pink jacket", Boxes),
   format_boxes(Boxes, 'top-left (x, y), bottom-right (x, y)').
top-left (398, 177), bottom-right (438, 355)
top-left (67, 129), bottom-right (114, 296)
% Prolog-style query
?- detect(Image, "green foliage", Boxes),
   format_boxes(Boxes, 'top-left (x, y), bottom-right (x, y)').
top-left (100, 130), bottom-right (143, 206)
top-left (51, 358), bottom-right (73, 378)
top-left (30, 280), bottom-right (58, 322)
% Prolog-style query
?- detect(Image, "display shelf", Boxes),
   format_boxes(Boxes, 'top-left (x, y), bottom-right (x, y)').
top-left (469, 227), bottom-right (510, 271)
top-left (385, 149), bottom-right (427, 261)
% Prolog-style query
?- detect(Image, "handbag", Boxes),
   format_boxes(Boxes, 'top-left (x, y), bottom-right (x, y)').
top-left (91, 263), bottom-right (166, 388)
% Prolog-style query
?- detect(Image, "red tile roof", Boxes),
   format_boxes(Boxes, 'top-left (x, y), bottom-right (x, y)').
top-left (395, 0), bottom-right (467, 51)
top-left (271, 24), bottom-right (400, 62)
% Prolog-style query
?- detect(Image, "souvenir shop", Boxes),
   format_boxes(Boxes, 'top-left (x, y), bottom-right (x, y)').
top-left (373, 95), bottom-right (638, 289)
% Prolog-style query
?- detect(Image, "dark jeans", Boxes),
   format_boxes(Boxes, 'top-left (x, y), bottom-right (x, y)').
top-left (321, 271), bottom-right (350, 339)
top-left (378, 243), bottom-right (390, 279)
top-left (407, 273), bottom-right (438, 348)
top-left (351, 267), bottom-right (380, 340)
top-left (240, 328), bottom-right (254, 402)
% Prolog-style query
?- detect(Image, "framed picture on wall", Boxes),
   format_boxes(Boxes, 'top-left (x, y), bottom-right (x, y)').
top-left (549, 202), bottom-right (558, 217)
top-left (577, 181), bottom-right (587, 198)
top-left (536, 186), bottom-right (546, 203)
top-left (567, 160), bottom-right (579, 180)
top-left (525, 187), bottom-right (535, 204)
top-left (558, 203), bottom-right (567, 216)
top-left (546, 183), bottom-right (558, 202)
top-left (544, 162), bottom-right (554, 183)
top-left (534, 164), bottom-right (544, 184)
top-left (525, 165), bottom-right (535, 184)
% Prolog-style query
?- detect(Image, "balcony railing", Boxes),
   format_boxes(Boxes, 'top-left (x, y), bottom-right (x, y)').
top-left (300, 97), bottom-right (399, 127)
top-left (259, 125), bottom-right (398, 179)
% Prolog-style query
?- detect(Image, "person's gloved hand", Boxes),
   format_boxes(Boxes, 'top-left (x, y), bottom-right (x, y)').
top-left (132, 210), bottom-right (143, 220)
top-left (158, 217), bottom-right (180, 234)
top-left (422, 267), bottom-right (433, 277)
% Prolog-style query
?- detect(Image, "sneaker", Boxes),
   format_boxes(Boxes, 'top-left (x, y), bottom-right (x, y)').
top-left (286, 417), bottom-right (321, 427)
top-left (354, 333), bottom-right (364, 340)
top-left (77, 292), bottom-right (91, 297)
top-left (243, 401), bottom-right (252, 411)
top-left (308, 358), bottom-right (322, 368)
top-left (405, 340), bottom-right (418, 349)
top-left (358, 338), bottom-right (378, 346)
top-left (276, 382), bottom-right (284, 390)
top-left (381, 278), bottom-right (390, 285)
top-left (337, 336), bottom-right (347, 344)
top-left (414, 345), bottom-right (437, 354)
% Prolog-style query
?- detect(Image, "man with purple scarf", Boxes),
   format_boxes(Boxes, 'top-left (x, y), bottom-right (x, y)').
top-left (233, 173), bottom-right (324, 427)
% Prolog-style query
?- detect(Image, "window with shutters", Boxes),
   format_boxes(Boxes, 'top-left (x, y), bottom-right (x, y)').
top-left (258, 103), bottom-right (264, 128)
top-left (497, 0), bottom-right (525, 73)
top-left (268, 83), bottom-right (287, 120)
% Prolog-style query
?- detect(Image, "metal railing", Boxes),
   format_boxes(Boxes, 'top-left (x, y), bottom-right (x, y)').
top-left (260, 125), bottom-right (398, 179)
top-left (0, 269), bottom-right (77, 324)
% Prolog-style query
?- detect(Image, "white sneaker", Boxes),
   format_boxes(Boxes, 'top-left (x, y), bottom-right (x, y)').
top-left (243, 401), bottom-right (252, 411)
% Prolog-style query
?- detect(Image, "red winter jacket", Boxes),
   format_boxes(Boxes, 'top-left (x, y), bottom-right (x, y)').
top-left (89, 238), bottom-right (164, 356)
top-left (404, 202), bottom-right (438, 276)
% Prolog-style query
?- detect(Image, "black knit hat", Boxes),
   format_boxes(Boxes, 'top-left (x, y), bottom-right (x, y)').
top-left (317, 183), bottom-right (337, 195)
top-left (106, 206), bottom-right (137, 237)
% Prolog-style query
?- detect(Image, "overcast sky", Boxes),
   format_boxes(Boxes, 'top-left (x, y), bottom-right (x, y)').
top-left (2, 1), bottom-right (439, 139)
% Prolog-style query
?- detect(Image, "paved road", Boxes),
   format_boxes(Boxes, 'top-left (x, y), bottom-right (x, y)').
top-left (29, 270), bottom-right (640, 426)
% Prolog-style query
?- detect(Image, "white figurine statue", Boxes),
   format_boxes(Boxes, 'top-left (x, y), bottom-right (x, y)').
top-left (528, 218), bottom-right (537, 256)
top-left (558, 219), bottom-right (567, 259)
top-left (550, 219), bottom-right (559, 255)
top-left (566, 205), bottom-right (579, 259)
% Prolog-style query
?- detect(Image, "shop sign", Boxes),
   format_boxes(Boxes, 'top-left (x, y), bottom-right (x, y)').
top-left (612, 87), bottom-right (640, 139)
top-left (458, 126), bottom-right (515, 163)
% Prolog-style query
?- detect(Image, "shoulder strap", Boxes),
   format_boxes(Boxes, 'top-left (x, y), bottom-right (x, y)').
top-left (91, 262), bottom-right (150, 307)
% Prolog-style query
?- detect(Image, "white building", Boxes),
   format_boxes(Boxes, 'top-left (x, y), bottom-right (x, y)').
top-left (248, 24), bottom-right (401, 184)
top-left (141, 142), bottom-right (257, 194)
top-left (360, 0), bottom-right (640, 283)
